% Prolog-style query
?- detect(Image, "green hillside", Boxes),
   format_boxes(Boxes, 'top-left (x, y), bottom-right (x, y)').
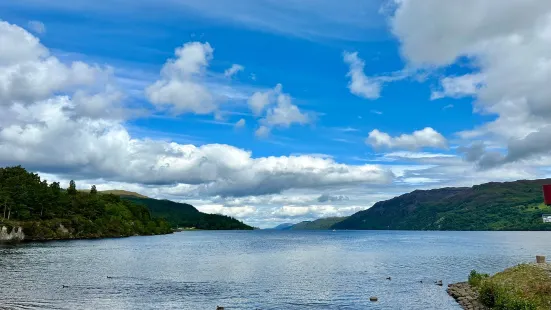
top-left (124, 197), bottom-right (254, 230)
top-left (0, 166), bottom-right (172, 241)
top-left (333, 179), bottom-right (551, 231)
top-left (100, 190), bottom-right (148, 198)
top-left (290, 217), bottom-right (347, 230)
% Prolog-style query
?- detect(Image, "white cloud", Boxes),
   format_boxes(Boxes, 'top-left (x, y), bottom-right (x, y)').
top-left (249, 83), bottom-right (310, 130)
top-left (262, 91), bottom-right (309, 128)
top-left (366, 127), bottom-right (448, 150)
top-left (255, 125), bottom-right (270, 138)
top-left (224, 64), bottom-right (244, 78)
top-left (248, 88), bottom-right (273, 116)
top-left (431, 73), bottom-right (485, 100)
top-left (0, 99), bottom-right (394, 197)
top-left (391, 0), bottom-right (551, 166)
top-left (235, 118), bottom-right (246, 128)
top-left (343, 51), bottom-right (381, 99)
top-left (27, 20), bottom-right (46, 34)
top-left (272, 205), bottom-right (365, 218)
top-left (146, 42), bottom-right (216, 115)
top-left (0, 21), bottom-right (107, 105)
top-left (196, 204), bottom-right (257, 218)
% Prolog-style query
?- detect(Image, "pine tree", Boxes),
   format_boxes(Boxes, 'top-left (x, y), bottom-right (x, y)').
top-left (90, 185), bottom-right (98, 195)
top-left (68, 180), bottom-right (77, 196)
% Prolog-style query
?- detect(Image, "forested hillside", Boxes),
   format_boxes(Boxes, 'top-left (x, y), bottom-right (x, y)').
top-left (290, 217), bottom-right (347, 230)
top-left (0, 166), bottom-right (172, 240)
top-left (125, 197), bottom-right (254, 230)
top-left (333, 179), bottom-right (551, 231)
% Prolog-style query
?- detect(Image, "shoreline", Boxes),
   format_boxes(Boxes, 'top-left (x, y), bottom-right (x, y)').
top-left (447, 282), bottom-right (487, 310)
top-left (447, 258), bottom-right (551, 309)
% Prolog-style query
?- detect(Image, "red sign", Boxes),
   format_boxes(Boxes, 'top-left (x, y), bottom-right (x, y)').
top-left (544, 185), bottom-right (551, 205)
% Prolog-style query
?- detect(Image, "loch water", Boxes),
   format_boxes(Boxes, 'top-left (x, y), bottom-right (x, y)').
top-left (1, 230), bottom-right (549, 310)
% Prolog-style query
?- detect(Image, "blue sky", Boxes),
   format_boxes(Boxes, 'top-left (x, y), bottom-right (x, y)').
top-left (2, 0), bottom-right (551, 227)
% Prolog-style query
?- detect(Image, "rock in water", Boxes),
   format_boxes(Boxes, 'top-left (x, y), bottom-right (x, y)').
top-left (0, 226), bottom-right (25, 242)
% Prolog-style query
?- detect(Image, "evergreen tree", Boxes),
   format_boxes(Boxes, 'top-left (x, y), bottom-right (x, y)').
top-left (67, 180), bottom-right (77, 196)
top-left (90, 185), bottom-right (98, 195)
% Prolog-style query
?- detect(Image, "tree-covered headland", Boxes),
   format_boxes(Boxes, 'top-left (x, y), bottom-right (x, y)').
top-left (0, 166), bottom-right (172, 240)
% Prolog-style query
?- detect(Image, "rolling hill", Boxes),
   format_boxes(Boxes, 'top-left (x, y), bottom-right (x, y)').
top-left (123, 197), bottom-right (253, 230)
top-left (332, 179), bottom-right (551, 231)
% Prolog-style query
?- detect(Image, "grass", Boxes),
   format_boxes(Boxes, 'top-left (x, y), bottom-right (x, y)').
top-left (471, 264), bottom-right (551, 309)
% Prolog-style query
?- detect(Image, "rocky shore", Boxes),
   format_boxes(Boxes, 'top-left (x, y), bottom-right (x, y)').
top-left (0, 225), bottom-right (25, 242)
top-left (447, 282), bottom-right (487, 310)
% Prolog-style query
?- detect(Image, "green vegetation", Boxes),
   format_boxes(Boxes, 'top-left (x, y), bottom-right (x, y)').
top-left (468, 270), bottom-right (489, 287)
top-left (332, 179), bottom-right (551, 230)
top-left (470, 264), bottom-right (551, 310)
top-left (290, 217), bottom-right (347, 230)
top-left (124, 197), bottom-right (254, 230)
top-left (0, 166), bottom-right (172, 240)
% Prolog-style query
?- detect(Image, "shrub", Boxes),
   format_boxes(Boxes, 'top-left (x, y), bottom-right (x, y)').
top-left (479, 280), bottom-right (538, 310)
top-left (468, 270), bottom-right (489, 287)
top-left (479, 280), bottom-right (501, 307)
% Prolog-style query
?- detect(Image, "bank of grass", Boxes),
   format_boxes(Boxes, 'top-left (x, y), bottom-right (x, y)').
top-left (469, 264), bottom-right (551, 309)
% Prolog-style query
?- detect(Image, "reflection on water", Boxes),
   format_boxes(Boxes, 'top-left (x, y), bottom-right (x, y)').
top-left (1, 231), bottom-right (549, 309)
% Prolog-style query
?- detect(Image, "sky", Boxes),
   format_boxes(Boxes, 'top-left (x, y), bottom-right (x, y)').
top-left (2, 0), bottom-right (551, 228)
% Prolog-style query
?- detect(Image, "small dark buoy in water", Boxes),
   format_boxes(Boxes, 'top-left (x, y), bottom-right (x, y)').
top-left (216, 306), bottom-right (225, 310)
top-left (107, 276), bottom-right (112, 279)
top-left (419, 280), bottom-right (423, 283)
top-left (62, 285), bottom-right (68, 288)
top-left (370, 297), bottom-right (378, 302)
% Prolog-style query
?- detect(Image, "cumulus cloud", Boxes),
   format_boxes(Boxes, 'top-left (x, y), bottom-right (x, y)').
top-left (146, 42), bottom-right (216, 114)
top-left (262, 91), bottom-right (309, 128)
top-left (224, 64), bottom-right (244, 78)
top-left (248, 84), bottom-right (310, 131)
top-left (0, 21), bottom-right (107, 105)
top-left (431, 74), bottom-right (485, 100)
top-left (343, 51), bottom-right (381, 99)
top-left (391, 0), bottom-right (551, 166)
top-left (366, 127), bottom-right (447, 150)
top-left (248, 88), bottom-right (273, 116)
top-left (1, 97), bottom-right (395, 197)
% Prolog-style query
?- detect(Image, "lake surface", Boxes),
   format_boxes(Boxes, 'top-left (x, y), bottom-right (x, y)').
top-left (1, 231), bottom-right (550, 310)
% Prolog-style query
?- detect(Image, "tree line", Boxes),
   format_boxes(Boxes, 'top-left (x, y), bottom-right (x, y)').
top-left (0, 166), bottom-right (172, 240)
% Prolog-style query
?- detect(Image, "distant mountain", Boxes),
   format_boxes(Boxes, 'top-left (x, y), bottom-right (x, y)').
top-left (269, 223), bottom-right (295, 230)
top-left (332, 179), bottom-right (551, 231)
top-left (124, 197), bottom-right (253, 230)
top-left (290, 217), bottom-right (347, 230)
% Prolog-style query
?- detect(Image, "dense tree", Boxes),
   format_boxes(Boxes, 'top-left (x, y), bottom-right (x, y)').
top-left (90, 185), bottom-right (97, 195)
top-left (0, 166), bottom-right (172, 240)
top-left (67, 180), bottom-right (77, 196)
top-left (124, 197), bottom-right (254, 230)
top-left (333, 179), bottom-right (551, 231)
